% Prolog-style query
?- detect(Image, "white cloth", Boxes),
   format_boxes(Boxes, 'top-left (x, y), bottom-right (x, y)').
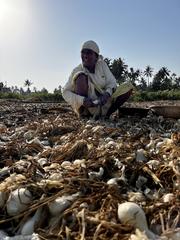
top-left (62, 57), bottom-right (117, 116)
top-left (81, 40), bottom-right (100, 55)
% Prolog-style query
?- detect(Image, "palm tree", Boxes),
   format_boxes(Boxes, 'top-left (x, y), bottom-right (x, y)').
top-left (174, 76), bottom-right (180, 89)
top-left (104, 58), bottom-right (112, 69)
top-left (24, 79), bottom-right (33, 93)
top-left (159, 67), bottom-right (170, 79)
top-left (128, 67), bottom-right (141, 86)
top-left (151, 67), bottom-right (170, 90)
top-left (144, 65), bottom-right (153, 87)
top-left (139, 77), bottom-right (147, 90)
top-left (111, 58), bottom-right (128, 84)
top-left (159, 67), bottom-right (171, 90)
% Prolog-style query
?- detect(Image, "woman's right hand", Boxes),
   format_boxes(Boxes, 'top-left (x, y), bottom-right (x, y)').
top-left (83, 97), bottom-right (95, 108)
top-left (99, 92), bottom-right (111, 106)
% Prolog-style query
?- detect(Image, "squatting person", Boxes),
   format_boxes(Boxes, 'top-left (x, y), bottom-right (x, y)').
top-left (62, 40), bottom-right (134, 119)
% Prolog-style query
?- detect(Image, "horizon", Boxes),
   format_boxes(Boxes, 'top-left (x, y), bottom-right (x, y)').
top-left (0, 0), bottom-right (180, 92)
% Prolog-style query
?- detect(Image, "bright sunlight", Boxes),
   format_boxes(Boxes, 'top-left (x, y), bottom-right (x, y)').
top-left (0, 0), bottom-right (32, 44)
top-left (0, 0), bottom-right (15, 22)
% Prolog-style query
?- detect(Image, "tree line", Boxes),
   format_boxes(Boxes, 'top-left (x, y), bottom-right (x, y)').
top-left (0, 79), bottom-right (62, 95)
top-left (104, 58), bottom-right (180, 91)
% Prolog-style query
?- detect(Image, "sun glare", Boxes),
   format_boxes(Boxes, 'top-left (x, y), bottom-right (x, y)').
top-left (0, 0), bottom-right (32, 44)
top-left (0, 0), bottom-right (14, 22)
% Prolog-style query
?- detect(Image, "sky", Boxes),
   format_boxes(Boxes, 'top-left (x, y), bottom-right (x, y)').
top-left (0, 0), bottom-right (180, 92)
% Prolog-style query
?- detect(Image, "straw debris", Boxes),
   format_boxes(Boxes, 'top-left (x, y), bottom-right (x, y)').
top-left (0, 101), bottom-right (179, 239)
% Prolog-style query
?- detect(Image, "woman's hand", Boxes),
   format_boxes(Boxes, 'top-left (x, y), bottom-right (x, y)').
top-left (99, 92), bottom-right (111, 106)
top-left (83, 97), bottom-right (95, 108)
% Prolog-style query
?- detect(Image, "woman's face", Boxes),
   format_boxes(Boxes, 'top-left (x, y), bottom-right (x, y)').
top-left (81, 49), bottom-right (98, 68)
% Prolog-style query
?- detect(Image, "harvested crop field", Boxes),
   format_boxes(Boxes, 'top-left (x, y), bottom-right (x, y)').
top-left (0, 100), bottom-right (179, 239)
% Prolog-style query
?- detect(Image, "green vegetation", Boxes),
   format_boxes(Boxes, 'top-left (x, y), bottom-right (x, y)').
top-left (132, 90), bottom-right (180, 102)
top-left (0, 82), bottom-right (63, 102)
top-left (29, 92), bottom-right (63, 102)
top-left (0, 92), bottom-right (23, 100)
top-left (0, 91), bottom-right (63, 102)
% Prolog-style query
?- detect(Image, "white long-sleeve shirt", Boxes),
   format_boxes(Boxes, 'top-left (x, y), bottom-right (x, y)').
top-left (62, 56), bottom-right (117, 116)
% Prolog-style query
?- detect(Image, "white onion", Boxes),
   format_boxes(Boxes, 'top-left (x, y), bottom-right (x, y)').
top-left (118, 202), bottom-right (157, 239)
top-left (49, 192), bottom-right (80, 216)
top-left (92, 125), bottom-right (104, 133)
top-left (37, 158), bottom-right (48, 167)
top-left (127, 192), bottom-right (145, 202)
top-left (162, 193), bottom-right (174, 203)
top-left (88, 167), bottom-right (104, 180)
top-left (61, 161), bottom-right (72, 168)
top-left (107, 178), bottom-right (119, 185)
top-left (6, 188), bottom-right (32, 216)
top-left (48, 173), bottom-right (62, 181)
top-left (146, 160), bottom-right (160, 170)
top-left (4, 233), bottom-right (40, 240)
top-left (136, 149), bottom-right (147, 162)
top-left (0, 230), bottom-right (8, 238)
top-left (20, 207), bottom-right (42, 235)
top-left (73, 159), bottom-right (86, 166)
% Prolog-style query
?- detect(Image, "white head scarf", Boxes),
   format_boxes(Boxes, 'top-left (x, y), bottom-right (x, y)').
top-left (81, 40), bottom-right (100, 55)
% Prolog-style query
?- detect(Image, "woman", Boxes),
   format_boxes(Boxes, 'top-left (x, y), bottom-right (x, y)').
top-left (62, 40), bottom-right (133, 119)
